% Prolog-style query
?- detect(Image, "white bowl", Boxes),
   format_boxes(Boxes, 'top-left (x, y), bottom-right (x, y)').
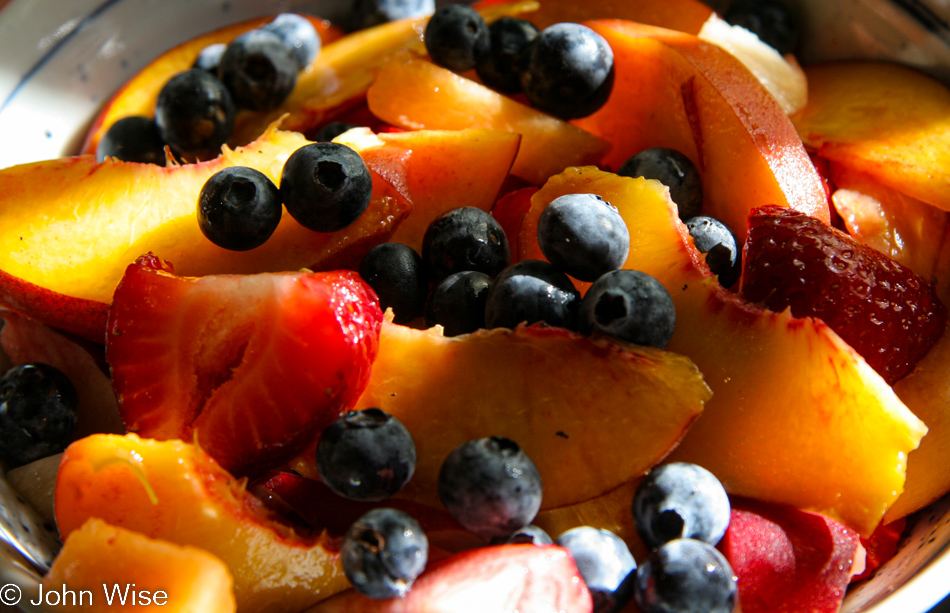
top-left (0, 0), bottom-right (949, 612)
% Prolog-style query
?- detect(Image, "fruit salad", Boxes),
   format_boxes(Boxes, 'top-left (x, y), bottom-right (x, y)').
top-left (2, 0), bottom-right (950, 611)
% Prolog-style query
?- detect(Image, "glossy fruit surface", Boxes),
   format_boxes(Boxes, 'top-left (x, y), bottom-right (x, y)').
top-left (218, 29), bottom-right (298, 111)
top-left (341, 508), bottom-right (428, 599)
top-left (316, 408), bottom-right (417, 501)
top-left (0, 362), bottom-right (78, 466)
top-left (193, 42), bottom-right (227, 72)
top-left (578, 270), bottom-right (676, 349)
top-left (347, 0), bottom-right (435, 31)
top-left (261, 13), bottom-right (321, 69)
top-left (359, 242), bottom-right (428, 324)
top-left (635, 538), bottom-right (737, 613)
top-left (424, 270), bottom-right (491, 336)
top-left (422, 206), bottom-right (510, 282)
top-left (684, 216), bottom-right (740, 288)
top-left (107, 258), bottom-right (382, 475)
top-left (155, 69), bottom-right (234, 161)
top-left (537, 193), bottom-right (629, 282)
top-left (555, 527), bottom-right (637, 613)
top-left (96, 116), bottom-right (166, 165)
top-left (618, 147), bottom-right (702, 220)
top-left (476, 17), bottom-right (539, 93)
top-left (197, 166), bottom-right (282, 251)
top-left (485, 260), bottom-right (580, 330)
top-left (424, 5), bottom-right (489, 73)
top-left (741, 205), bottom-right (947, 384)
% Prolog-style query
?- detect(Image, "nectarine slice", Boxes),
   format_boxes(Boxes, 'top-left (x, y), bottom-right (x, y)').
top-left (792, 61), bottom-right (950, 214)
top-left (55, 434), bottom-right (349, 612)
top-left (366, 51), bottom-right (609, 185)
top-left (291, 313), bottom-right (710, 510)
top-left (527, 0), bottom-right (712, 35)
top-left (526, 167), bottom-right (926, 536)
top-left (44, 518), bottom-right (236, 613)
top-left (573, 20), bottom-right (828, 239)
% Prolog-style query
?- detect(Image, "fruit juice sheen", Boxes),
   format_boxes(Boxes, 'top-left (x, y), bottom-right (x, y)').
top-left (2, 0), bottom-right (950, 612)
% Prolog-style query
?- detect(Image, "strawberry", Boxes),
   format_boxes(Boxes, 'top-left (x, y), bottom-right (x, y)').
top-left (741, 206), bottom-right (947, 384)
top-left (107, 255), bottom-right (382, 476)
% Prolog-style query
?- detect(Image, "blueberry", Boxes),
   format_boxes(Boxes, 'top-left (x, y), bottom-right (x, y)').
top-left (475, 17), bottom-right (538, 93)
top-left (341, 508), bottom-right (428, 599)
top-left (193, 43), bottom-right (227, 73)
top-left (437, 436), bottom-right (543, 539)
top-left (155, 69), bottom-right (234, 161)
top-left (347, 0), bottom-right (435, 31)
top-left (485, 260), bottom-right (580, 331)
top-left (96, 116), bottom-right (166, 165)
top-left (632, 463), bottom-right (730, 550)
top-left (618, 148), bottom-right (702, 221)
top-left (280, 142), bottom-right (373, 232)
top-left (725, 0), bottom-right (800, 55)
top-left (218, 29), bottom-right (297, 111)
top-left (359, 242), bottom-right (428, 324)
top-left (684, 216), bottom-right (741, 289)
top-left (578, 270), bottom-right (675, 349)
top-left (538, 193), bottom-right (630, 282)
top-left (634, 539), bottom-right (737, 613)
top-left (261, 14), bottom-right (321, 70)
top-left (556, 527), bottom-right (637, 613)
top-left (422, 207), bottom-right (510, 282)
top-left (424, 5), bottom-right (490, 73)
top-left (424, 270), bottom-right (491, 336)
top-left (197, 166), bottom-right (282, 251)
top-left (316, 121), bottom-right (357, 142)
top-left (316, 408), bottom-right (417, 502)
top-left (520, 23), bottom-right (614, 120)
top-left (0, 363), bottom-right (79, 467)
top-left (492, 524), bottom-right (554, 546)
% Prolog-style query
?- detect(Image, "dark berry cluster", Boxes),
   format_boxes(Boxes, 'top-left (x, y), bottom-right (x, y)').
top-left (424, 5), bottom-right (614, 120)
top-left (0, 363), bottom-right (79, 467)
top-left (97, 13), bottom-right (320, 165)
top-left (197, 140), bottom-right (372, 251)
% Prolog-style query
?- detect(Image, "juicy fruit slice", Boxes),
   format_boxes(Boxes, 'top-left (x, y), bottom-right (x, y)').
top-left (107, 260), bottom-right (382, 475)
top-left (366, 51), bottom-right (609, 185)
top-left (0, 273), bottom-right (108, 343)
top-left (572, 20), bottom-right (828, 240)
top-left (311, 544), bottom-right (593, 613)
top-left (527, 167), bottom-right (926, 536)
top-left (44, 518), bottom-right (236, 613)
top-left (719, 498), bottom-right (860, 613)
top-left (527, 0), bottom-right (712, 34)
top-left (292, 314), bottom-right (711, 510)
top-left (81, 16), bottom-right (341, 155)
top-left (0, 126), bottom-right (407, 306)
top-left (791, 61), bottom-right (950, 213)
top-left (55, 434), bottom-right (349, 612)
top-left (741, 205), bottom-right (947, 385)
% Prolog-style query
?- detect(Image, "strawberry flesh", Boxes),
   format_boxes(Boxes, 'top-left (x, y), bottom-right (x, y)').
top-left (107, 255), bottom-right (382, 476)
top-left (741, 206), bottom-right (947, 384)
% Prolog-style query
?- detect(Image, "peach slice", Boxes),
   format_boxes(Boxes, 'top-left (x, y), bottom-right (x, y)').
top-left (81, 16), bottom-right (342, 156)
top-left (526, 0), bottom-right (712, 35)
top-left (791, 61), bottom-right (950, 213)
top-left (44, 518), bottom-right (236, 613)
top-left (572, 20), bottom-right (828, 240)
top-left (55, 434), bottom-right (349, 612)
top-left (524, 167), bottom-right (926, 536)
top-left (291, 314), bottom-right (711, 511)
top-left (366, 51), bottom-right (609, 185)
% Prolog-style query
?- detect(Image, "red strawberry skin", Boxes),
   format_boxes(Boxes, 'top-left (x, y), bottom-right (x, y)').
top-left (107, 255), bottom-right (382, 476)
top-left (741, 206), bottom-right (947, 384)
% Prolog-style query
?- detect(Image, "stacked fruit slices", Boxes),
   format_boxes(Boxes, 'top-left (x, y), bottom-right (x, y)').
top-left (1, 0), bottom-right (950, 611)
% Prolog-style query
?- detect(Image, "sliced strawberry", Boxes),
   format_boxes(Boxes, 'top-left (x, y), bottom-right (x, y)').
top-left (311, 544), bottom-right (593, 613)
top-left (741, 205), bottom-right (947, 384)
top-left (107, 255), bottom-right (382, 476)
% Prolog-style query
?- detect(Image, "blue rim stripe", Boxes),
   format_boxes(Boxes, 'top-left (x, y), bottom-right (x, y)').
top-left (0, 0), bottom-right (127, 112)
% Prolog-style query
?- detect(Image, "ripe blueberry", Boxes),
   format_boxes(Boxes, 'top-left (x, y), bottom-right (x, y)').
top-left (725, 0), bottom-right (800, 55)
top-left (520, 23), bottom-right (614, 120)
top-left (347, 0), bottom-right (435, 31)
top-left (635, 538), bottom-right (738, 613)
top-left (280, 142), bottom-right (373, 232)
top-left (424, 270), bottom-right (492, 336)
top-left (218, 29), bottom-right (298, 111)
top-left (437, 436), bottom-right (543, 539)
top-left (424, 5), bottom-right (490, 73)
top-left (492, 524), bottom-right (554, 546)
top-left (422, 207), bottom-right (510, 282)
top-left (578, 270), bottom-right (675, 349)
top-left (261, 14), bottom-right (321, 70)
top-left (316, 408), bottom-right (417, 502)
top-left (316, 121), bottom-right (357, 142)
top-left (96, 116), bottom-right (166, 165)
top-left (341, 508), bottom-right (428, 598)
top-left (0, 363), bottom-right (79, 467)
top-left (618, 148), bottom-right (703, 221)
top-left (197, 166), bottom-right (282, 251)
top-left (155, 69), bottom-right (234, 161)
top-left (485, 260), bottom-right (581, 330)
top-left (538, 193), bottom-right (630, 282)
top-left (685, 216), bottom-right (741, 288)
top-left (556, 527), bottom-right (637, 613)
top-left (632, 462), bottom-right (731, 550)
top-left (359, 242), bottom-right (428, 324)
top-left (475, 17), bottom-right (538, 93)
top-left (193, 43), bottom-right (226, 73)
